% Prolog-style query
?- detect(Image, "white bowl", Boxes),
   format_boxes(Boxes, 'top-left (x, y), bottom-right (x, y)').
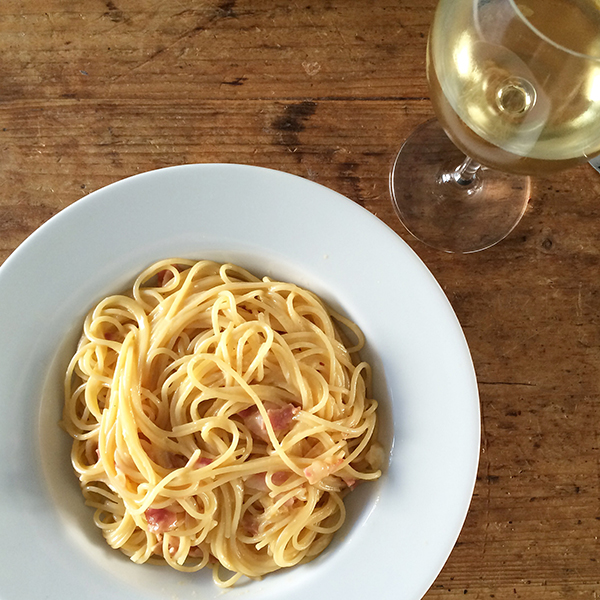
top-left (0, 164), bottom-right (480, 600)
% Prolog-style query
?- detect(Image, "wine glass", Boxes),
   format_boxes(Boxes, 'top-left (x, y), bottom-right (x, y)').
top-left (390, 0), bottom-right (600, 253)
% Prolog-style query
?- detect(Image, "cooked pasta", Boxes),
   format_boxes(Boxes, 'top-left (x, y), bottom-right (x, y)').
top-left (62, 259), bottom-right (383, 586)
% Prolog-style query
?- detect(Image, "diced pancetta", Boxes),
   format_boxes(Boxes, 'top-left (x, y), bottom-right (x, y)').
top-left (267, 404), bottom-right (298, 431)
top-left (341, 476), bottom-right (358, 490)
top-left (239, 406), bottom-right (267, 441)
top-left (271, 471), bottom-right (290, 486)
top-left (157, 270), bottom-right (173, 287)
top-left (157, 265), bottom-right (185, 287)
top-left (145, 507), bottom-right (179, 534)
top-left (244, 472), bottom-right (269, 492)
top-left (238, 403), bottom-right (299, 442)
top-left (188, 546), bottom-right (205, 558)
top-left (276, 495), bottom-right (296, 509)
top-left (303, 458), bottom-right (343, 485)
top-left (241, 512), bottom-right (260, 535)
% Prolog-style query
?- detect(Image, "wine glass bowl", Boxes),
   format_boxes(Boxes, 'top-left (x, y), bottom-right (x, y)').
top-left (390, 0), bottom-right (600, 253)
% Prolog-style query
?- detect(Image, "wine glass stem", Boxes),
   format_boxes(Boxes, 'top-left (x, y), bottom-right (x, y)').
top-left (453, 156), bottom-right (481, 186)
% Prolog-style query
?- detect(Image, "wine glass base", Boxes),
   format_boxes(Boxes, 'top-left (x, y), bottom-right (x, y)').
top-left (390, 119), bottom-right (531, 253)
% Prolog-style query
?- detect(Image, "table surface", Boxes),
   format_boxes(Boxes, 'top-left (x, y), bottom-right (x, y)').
top-left (1, 1), bottom-right (599, 598)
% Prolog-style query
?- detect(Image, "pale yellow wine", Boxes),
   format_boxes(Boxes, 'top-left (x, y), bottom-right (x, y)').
top-left (428, 0), bottom-right (600, 175)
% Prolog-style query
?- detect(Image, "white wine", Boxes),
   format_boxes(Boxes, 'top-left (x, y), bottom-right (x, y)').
top-left (428, 0), bottom-right (600, 175)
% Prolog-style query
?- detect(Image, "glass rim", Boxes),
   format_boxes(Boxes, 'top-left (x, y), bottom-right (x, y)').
top-left (509, 0), bottom-right (600, 62)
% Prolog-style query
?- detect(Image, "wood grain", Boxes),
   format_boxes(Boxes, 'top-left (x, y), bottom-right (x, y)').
top-left (1, 1), bottom-right (599, 598)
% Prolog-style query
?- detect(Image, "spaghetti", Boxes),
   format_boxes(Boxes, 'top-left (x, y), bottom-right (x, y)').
top-left (62, 259), bottom-right (383, 586)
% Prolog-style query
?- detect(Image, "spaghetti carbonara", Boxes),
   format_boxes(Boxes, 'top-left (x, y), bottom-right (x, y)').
top-left (62, 259), bottom-right (382, 586)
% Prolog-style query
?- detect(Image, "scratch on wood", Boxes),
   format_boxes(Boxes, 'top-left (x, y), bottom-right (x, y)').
top-left (108, 1), bottom-right (249, 80)
top-left (221, 76), bottom-right (248, 86)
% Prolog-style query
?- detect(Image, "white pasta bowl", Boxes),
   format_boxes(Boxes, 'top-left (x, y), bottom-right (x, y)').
top-left (0, 164), bottom-right (480, 600)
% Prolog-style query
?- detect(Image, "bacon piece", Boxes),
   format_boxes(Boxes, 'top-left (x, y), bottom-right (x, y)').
top-left (271, 471), bottom-right (290, 486)
top-left (241, 512), bottom-right (260, 535)
top-left (268, 404), bottom-right (299, 431)
top-left (341, 476), bottom-right (358, 490)
top-left (245, 472), bottom-right (269, 492)
top-left (239, 407), bottom-right (267, 441)
top-left (145, 508), bottom-right (179, 534)
top-left (188, 546), bottom-right (205, 558)
top-left (274, 493), bottom-right (297, 509)
top-left (303, 458), bottom-right (343, 485)
top-left (157, 265), bottom-right (186, 287)
top-left (195, 456), bottom-right (214, 468)
top-left (239, 403), bottom-right (299, 442)
top-left (157, 269), bottom-right (176, 287)
top-left (157, 270), bottom-right (173, 287)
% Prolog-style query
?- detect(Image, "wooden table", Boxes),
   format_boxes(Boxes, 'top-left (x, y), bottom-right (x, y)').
top-left (1, 1), bottom-right (598, 598)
